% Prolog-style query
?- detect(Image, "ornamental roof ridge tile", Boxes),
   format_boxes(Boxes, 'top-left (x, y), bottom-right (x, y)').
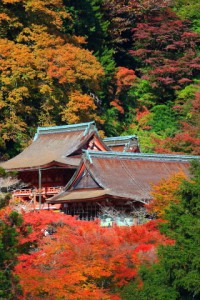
top-left (103, 135), bottom-right (138, 142)
top-left (34, 121), bottom-right (96, 140)
top-left (83, 150), bottom-right (200, 163)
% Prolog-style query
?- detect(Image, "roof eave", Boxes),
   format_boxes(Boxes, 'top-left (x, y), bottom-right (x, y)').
top-left (47, 191), bottom-right (149, 204)
top-left (3, 160), bottom-right (78, 172)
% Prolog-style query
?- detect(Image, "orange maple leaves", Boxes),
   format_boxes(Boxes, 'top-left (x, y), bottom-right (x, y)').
top-left (110, 67), bottom-right (137, 114)
top-left (62, 91), bottom-right (104, 124)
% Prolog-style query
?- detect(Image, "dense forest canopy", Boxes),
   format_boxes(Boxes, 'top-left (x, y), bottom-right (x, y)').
top-left (0, 0), bottom-right (199, 158)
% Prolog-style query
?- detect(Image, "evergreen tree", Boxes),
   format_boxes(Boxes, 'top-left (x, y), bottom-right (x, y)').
top-left (0, 211), bottom-right (23, 299)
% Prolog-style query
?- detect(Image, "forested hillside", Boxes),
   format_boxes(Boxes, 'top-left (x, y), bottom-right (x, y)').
top-left (0, 161), bottom-right (199, 299)
top-left (0, 0), bottom-right (199, 158)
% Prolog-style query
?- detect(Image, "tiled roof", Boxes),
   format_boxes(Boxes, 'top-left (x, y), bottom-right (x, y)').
top-left (103, 135), bottom-right (140, 152)
top-left (48, 151), bottom-right (199, 204)
top-left (33, 122), bottom-right (97, 140)
top-left (0, 122), bottom-right (106, 171)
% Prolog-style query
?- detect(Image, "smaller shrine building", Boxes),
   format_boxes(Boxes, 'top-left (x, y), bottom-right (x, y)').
top-left (103, 135), bottom-right (140, 152)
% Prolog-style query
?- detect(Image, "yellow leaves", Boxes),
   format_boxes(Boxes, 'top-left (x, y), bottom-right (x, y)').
top-left (98, 130), bottom-right (105, 138)
top-left (0, 1), bottom-right (104, 154)
top-left (39, 84), bottom-right (52, 94)
top-left (1, 76), bottom-right (11, 86)
top-left (0, 93), bottom-right (6, 109)
top-left (0, 35), bottom-right (104, 142)
top-left (24, 0), bottom-right (70, 29)
top-left (7, 86), bottom-right (29, 104)
top-left (1, 110), bottom-right (26, 141)
top-left (17, 25), bottom-right (64, 49)
top-left (62, 91), bottom-right (103, 124)
top-left (147, 172), bottom-right (187, 218)
top-left (14, 26), bottom-right (104, 87)
top-left (1, 0), bottom-right (70, 42)
top-left (69, 91), bottom-right (97, 111)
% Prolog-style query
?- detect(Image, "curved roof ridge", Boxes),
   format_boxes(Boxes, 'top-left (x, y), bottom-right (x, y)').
top-left (103, 135), bottom-right (137, 142)
top-left (83, 150), bottom-right (200, 162)
top-left (34, 121), bottom-right (96, 140)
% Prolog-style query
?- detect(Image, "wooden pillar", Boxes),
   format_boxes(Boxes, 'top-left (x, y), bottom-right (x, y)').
top-left (38, 168), bottom-right (42, 210)
top-left (32, 190), bottom-right (36, 211)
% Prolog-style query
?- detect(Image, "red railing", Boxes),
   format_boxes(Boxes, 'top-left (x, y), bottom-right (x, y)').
top-left (13, 189), bottom-right (33, 196)
top-left (46, 187), bottom-right (62, 194)
top-left (13, 186), bottom-right (63, 198)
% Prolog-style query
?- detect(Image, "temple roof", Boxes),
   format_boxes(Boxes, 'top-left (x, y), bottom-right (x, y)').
top-left (103, 135), bottom-right (140, 152)
top-left (1, 122), bottom-right (109, 171)
top-left (48, 151), bottom-right (199, 204)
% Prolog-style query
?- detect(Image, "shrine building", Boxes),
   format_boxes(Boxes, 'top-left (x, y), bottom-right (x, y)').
top-left (47, 151), bottom-right (197, 225)
top-left (1, 122), bottom-right (142, 210)
top-left (103, 135), bottom-right (140, 152)
top-left (0, 122), bottom-right (109, 208)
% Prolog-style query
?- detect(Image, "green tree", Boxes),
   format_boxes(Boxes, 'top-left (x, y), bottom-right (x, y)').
top-left (173, 0), bottom-right (200, 33)
top-left (148, 104), bottom-right (178, 136)
top-left (121, 161), bottom-right (200, 299)
top-left (0, 211), bottom-right (23, 299)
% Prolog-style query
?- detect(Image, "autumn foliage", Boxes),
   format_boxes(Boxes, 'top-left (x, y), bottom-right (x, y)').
top-left (146, 172), bottom-right (187, 218)
top-left (154, 86), bottom-right (200, 155)
top-left (0, 0), bottom-right (104, 158)
top-left (0, 0), bottom-right (200, 156)
top-left (62, 91), bottom-right (104, 124)
top-left (0, 210), bottom-right (171, 299)
top-left (131, 9), bottom-right (200, 94)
